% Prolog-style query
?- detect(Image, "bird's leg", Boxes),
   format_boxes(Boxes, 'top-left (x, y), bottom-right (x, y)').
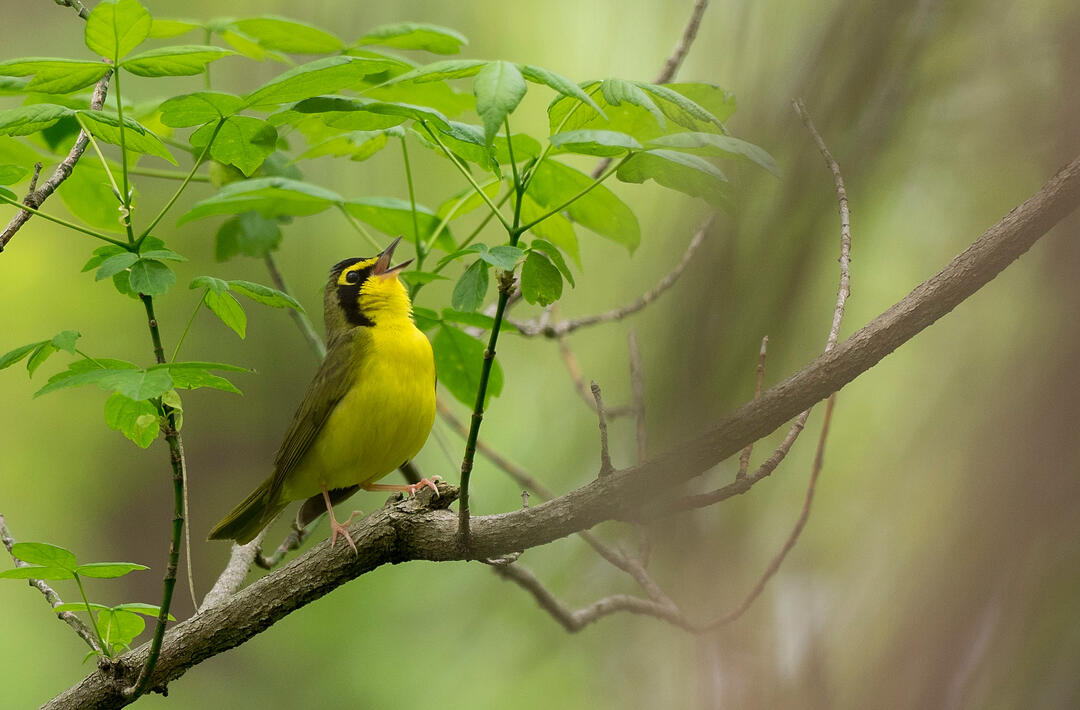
top-left (321, 483), bottom-right (362, 554)
top-left (362, 475), bottom-right (443, 497)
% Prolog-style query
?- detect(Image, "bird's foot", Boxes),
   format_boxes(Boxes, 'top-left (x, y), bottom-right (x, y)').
top-left (327, 509), bottom-right (362, 554)
top-left (363, 475), bottom-right (443, 498)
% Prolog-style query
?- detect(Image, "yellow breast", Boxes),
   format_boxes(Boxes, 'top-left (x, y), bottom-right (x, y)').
top-left (280, 321), bottom-right (436, 500)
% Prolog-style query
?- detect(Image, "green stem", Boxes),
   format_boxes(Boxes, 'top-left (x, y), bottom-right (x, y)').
top-left (75, 115), bottom-right (123, 201)
top-left (73, 572), bottom-right (108, 655)
top-left (75, 348), bottom-right (105, 369)
top-left (203, 27), bottom-right (213, 90)
top-left (505, 117), bottom-right (524, 233)
top-left (520, 84), bottom-right (601, 195)
top-left (420, 121), bottom-right (513, 232)
top-left (112, 68), bottom-right (132, 241)
top-left (0, 193), bottom-right (129, 247)
top-left (338, 205), bottom-right (382, 251)
top-left (516, 156), bottom-right (627, 236)
top-left (170, 294), bottom-right (204, 362)
top-left (126, 295), bottom-right (185, 699)
top-left (399, 135), bottom-right (423, 270)
top-left (264, 252), bottom-right (326, 360)
top-left (139, 118), bottom-right (224, 241)
top-left (128, 166), bottom-right (211, 182)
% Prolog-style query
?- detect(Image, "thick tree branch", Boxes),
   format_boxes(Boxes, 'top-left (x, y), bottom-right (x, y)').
top-left (43, 154), bottom-right (1080, 709)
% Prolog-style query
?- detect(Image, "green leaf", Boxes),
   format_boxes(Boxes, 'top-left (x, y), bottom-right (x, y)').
top-left (82, 245), bottom-right (127, 273)
top-left (11, 542), bottom-right (77, 571)
top-left (95, 252), bottom-right (139, 280)
top-left (179, 177), bottom-right (342, 224)
top-left (101, 368), bottom-right (174, 400)
top-left (298, 130), bottom-right (391, 163)
top-left (149, 18), bottom-right (202, 39)
top-left (0, 566), bottom-right (74, 580)
top-left (77, 110), bottom-right (176, 164)
top-left (203, 289), bottom-right (247, 338)
top-left (532, 239), bottom-right (575, 287)
top-left (635, 82), bottom-right (726, 131)
top-left (440, 308), bottom-right (505, 331)
top-left (76, 562), bottom-right (149, 579)
top-left (479, 245), bottom-right (524, 271)
top-left (646, 132), bottom-right (779, 176)
top-left (412, 306), bottom-right (440, 331)
top-left (0, 104), bottom-right (74, 137)
top-left (85, 0), bottom-right (152, 61)
top-left (355, 23), bottom-right (467, 54)
top-left (550, 129), bottom-right (642, 157)
top-left (51, 330), bottom-right (81, 355)
top-left (244, 57), bottom-right (395, 107)
top-left (385, 58), bottom-right (488, 85)
top-left (191, 116), bottom-right (277, 177)
top-left (104, 392), bottom-right (160, 448)
top-left (159, 91), bottom-right (244, 128)
top-left (58, 162), bottom-right (126, 233)
top-left (0, 164), bottom-right (27, 185)
top-left (165, 366), bottom-right (241, 394)
top-left (229, 16), bottom-right (344, 54)
top-left (113, 602), bottom-right (175, 620)
top-left (473, 60), bottom-right (527, 144)
top-left (617, 149), bottom-right (729, 208)
top-left (451, 259), bottom-right (489, 313)
top-left (601, 79), bottom-right (665, 127)
top-left (96, 608), bottom-right (145, 650)
top-left (26, 342), bottom-right (57, 377)
top-left (227, 280), bottom-right (303, 310)
top-left (190, 274), bottom-right (228, 292)
top-left (0, 341), bottom-right (47, 370)
top-left (518, 64), bottom-right (605, 119)
top-left (526, 159), bottom-right (640, 252)
top-left (138, 249), bottom-right (187, 263)
top-left (436, 242), bottom-right (487, 269)
top-left (343, 196), bottom-right (452, 249)
top-left (121, 45), bottom-right (235, 77)
top-left (436, 181), bottom-right (502, 221)
top-left (53, 602), bottom-right (112, 614)
top-left (127, 259), bottom-right (175, 296)
top-left (521, 251), bottom-right (563, 306)
top-left (432, 324), bottom-right (502, 407)
top-left (214, 212), bottom-right (282, 260)
top-left (398, 271), bottom-right (448, 287)
top-left (292, 95), bottom-right (452, 132)
top-left (664, 82), bottom-right (737, 125)
top-left (0, 58), bottom-right (111, 94)
top-left (519, 194), bottom-right (580, 267)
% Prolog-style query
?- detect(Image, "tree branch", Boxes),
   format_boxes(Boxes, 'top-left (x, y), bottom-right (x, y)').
top-left (42, 154), bottom-right (1080, 708)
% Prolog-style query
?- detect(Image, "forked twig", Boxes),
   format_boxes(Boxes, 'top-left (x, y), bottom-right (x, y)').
top-left (591, 382), bottom-right (615, 476)
top-left (735, 336), bottom-right (769, 480)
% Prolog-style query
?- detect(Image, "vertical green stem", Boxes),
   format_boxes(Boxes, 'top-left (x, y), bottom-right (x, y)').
top-left (203, 27), bottom-right (213, 90)
top-left (73, 573), bottom-right (108, 655)
top-left (112, 68), bottom-right (133, 241)
top-left (138, 118), bottom-right (223, 242)
top-left (126, 295), bottom-right (185, 699)
top-left (399, 135), bottom-right (423, 270)
top-left (457, 117), bottom-right (527, 546)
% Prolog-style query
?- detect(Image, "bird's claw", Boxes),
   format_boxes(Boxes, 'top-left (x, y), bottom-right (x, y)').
top-left (328, 509), bottom-right (362, 554)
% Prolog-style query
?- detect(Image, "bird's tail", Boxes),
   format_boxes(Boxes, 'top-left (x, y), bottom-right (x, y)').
top-left (207, 479), bottom-right (287, 545)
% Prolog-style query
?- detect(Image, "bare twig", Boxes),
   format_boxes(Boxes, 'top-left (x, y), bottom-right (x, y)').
top-left (590, 0), bottom-right (710, 178)
top-left (736, 336), bottom-right (769, 480)
top-left (255, 521), bottom-right (313, 570)
top-left (628, 330), bottom-right (648, 462)
top-left (703, 394), bottom-right (835, 629)
top-left (512, 217), bottom-right (711, 337)
top-left (0, 70), bottom-right (111, 252)
top-left (26, 162), bottom-right (43, 195)
top-left (199, 529), bottom-right (268, 612)
top-left (488, 560), bottom-right (687, 632)
top-left (556, 333), bottom-right (631, 416)
top-left (591, 381), bottom-right (615, 476)
top-left (264, 253), bottom-right (326, 360)
top-left (0, 514), bottom-right (102, 653)
top-left (54, 0), bottom-right (91, 19)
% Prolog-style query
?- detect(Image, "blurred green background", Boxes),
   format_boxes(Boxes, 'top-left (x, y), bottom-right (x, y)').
top-left (3, 0), bottom-right (1080, 708)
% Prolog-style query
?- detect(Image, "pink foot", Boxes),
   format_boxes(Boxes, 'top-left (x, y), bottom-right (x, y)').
top-left (363, 475), bottom-right (443, 497)
top-left (328, 509), bottom-right (362, 553)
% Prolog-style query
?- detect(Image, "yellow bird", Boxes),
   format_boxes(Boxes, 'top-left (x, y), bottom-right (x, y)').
top-left (208, 237), bottom-right (438, 551)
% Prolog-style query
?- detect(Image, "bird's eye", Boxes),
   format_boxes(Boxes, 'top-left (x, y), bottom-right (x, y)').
top-left (345, 270), bottom-right (361, 284)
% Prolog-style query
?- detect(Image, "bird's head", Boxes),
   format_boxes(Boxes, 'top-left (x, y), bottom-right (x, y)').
top-left (324, 236), bottom-right (414, 335)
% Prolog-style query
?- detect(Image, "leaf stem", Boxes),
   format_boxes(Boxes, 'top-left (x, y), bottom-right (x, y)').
top-left (0, 192), bottom-right (129, 247)
top-left (516, 156), bottom-right (627, 236)
top-left (73, 572), bottom-right (109, 655)
top-left (419, 121), bottom-right (513, 232)
top-left (520, 83), bottom-right (602, 196)
top-left (170, 293), bottom-right (205, 362)
top-left (112, 68), bottom-right (132, 241)
top-left (399, 134), bottom-right (423, 270)
top-left (75, 114), bottom-right (123, 201)
top-left (139, 118), bottom-right (224, 241)
top-left (128, 166), bottom-right (211, 182)
top-left (338, 204), bottom-right (382, 251)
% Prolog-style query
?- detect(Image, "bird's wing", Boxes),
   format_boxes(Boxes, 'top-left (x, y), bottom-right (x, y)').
top-left (266, 333), bottom-right (361, 500)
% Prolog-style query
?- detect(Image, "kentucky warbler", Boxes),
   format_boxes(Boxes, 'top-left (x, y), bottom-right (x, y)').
top-left (208, 237), bottom-right (438, 551)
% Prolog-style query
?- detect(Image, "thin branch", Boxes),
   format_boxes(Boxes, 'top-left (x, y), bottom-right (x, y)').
top-left (0, 69), bottom-right (112, 252)
top-left (736, 336), bottom-right (769, 480)
top-left (590, 381), bottom-right (615, 476)
top-left (254, 522), bottom-right (312, 570)
top-left (0, 514), bottom-right (102, 654)
top-left (589, 0), bottom-right (710, 178)
top-left (53, 0), bottom-right (90, 20)
top-left (487, 560), bottom-right (687, 632)
top-left (43, 154), bottom-right (1080, 708)
top-left (627, 330), bottom-right (648, 463)
top-left (513, 216), bottom-right (711, 337)
top-left (264, 252), bottom-right (326, 360)
top-left (703, 394), bottom-right (835, 629)
top-left (199, 530), bottom-right (268, 611)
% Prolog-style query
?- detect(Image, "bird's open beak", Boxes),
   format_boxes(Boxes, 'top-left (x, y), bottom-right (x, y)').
top-left (372, 236), bottom-right (413, 279)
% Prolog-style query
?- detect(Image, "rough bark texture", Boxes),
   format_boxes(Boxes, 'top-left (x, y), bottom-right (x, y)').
top-left (43, 154), bottom-right (1080, 709)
